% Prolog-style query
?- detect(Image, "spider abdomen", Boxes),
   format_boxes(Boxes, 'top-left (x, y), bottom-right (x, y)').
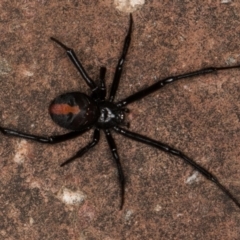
top-left (49, 92), bottom-right (100, 130)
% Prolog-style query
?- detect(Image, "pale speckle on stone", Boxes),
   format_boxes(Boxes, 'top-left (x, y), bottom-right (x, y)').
top-left (58, 187), bottom-right (86, 205)
top-left (221, 0), bottom-right (232, 3)
top-left (154, 204), bottom-right (162, 212)
top-left (226, 56), bottom-right (237, 65)
top-left (13, 139), bottom-right (29, 164)
top-left (0, 58), bottom-right (11, 75)
top-left (186, 171), bottom-right (199, 184)
top-left (22, 69), bottom-right (34, 77)
top-left (29, 217), bottom-right (34, 226)
top-left (124, 209), bottom-right (134, 222)
top-left (114, 0), bottom-right (145, 13)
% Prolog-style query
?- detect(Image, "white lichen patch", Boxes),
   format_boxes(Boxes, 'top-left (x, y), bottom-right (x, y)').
top-left (13, 139), bottom-right (29, 164)
top-left (185, 171), bottom-right (199, 184)
top-left (58, 187), bottom-right (86, 205)
top-left (114, 0), bottom-right (145, 13)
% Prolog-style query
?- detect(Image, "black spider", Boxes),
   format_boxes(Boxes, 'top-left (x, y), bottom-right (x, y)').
top-left (1, 14), bottom-right (240, 210)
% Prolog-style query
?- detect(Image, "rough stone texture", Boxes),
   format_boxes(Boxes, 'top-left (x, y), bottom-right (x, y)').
top-left (0, 1), bottom-right (239, 239)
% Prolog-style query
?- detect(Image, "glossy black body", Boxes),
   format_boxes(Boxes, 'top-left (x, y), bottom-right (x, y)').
top-left (49, 92), bottom-right (100, 130)
top-left (1, 14), bottom-right (240, 210)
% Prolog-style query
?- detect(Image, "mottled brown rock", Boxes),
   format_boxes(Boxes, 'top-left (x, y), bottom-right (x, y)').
top-left (0, 1), bottom-right (239, 239)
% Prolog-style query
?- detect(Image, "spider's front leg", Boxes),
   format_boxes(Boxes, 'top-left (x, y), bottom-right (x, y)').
top-left (50, 37), bottom-right (98, 94)
top-left (99, 67), bottom-right (107, 101)
top-left (108, 14), bottom-right (133, 102)
top-left (116, 65), bottom-right (240, 108)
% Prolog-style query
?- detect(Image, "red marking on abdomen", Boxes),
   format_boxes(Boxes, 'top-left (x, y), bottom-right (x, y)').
top-left (50, 104), bottom-right (80, 115)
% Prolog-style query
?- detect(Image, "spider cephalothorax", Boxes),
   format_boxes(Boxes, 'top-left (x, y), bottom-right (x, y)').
top-left (96, 101), bottom-right (127, 129)
top-left (1, 14), bottom-right (240, 210)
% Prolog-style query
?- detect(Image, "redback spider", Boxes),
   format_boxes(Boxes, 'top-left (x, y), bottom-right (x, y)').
top-left (1, 14), bottom-right (240, 210)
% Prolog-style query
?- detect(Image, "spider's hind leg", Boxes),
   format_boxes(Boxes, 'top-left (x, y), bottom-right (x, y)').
top-left (104, 129), bottom-right (125, 210)
top-left (0, 127), bottom-right (89, 143)
top-left (113, 126), bottom-right (240, 209)
top-left (60, 128), bottom-right (100, 166)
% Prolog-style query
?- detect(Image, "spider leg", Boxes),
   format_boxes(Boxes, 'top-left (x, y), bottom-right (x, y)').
top-left (108, 14), bottom-right (133, 102)
top-left (113, 126), bottom-right (240, 209)
top-left (116, 64), bottom-right (240, 107)
top-left (104, 129), bottom-right (125, 210)
top-left (0, 127), bottom-right (90, 143)
top-left (60, 128), bottom-right (100, 166)
top-left (50, 37), bottom-right (98, 93)
top-left (99, 67), bottom-right (107, 101)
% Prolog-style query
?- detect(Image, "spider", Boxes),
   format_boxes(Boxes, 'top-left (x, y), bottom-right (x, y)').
top-left (1, 14), bottom-right (240, 210)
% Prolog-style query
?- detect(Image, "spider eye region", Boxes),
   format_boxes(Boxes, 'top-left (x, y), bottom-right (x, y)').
top-left (49, 92), bottom-right (99, 130)
top-left (99, 108), bottom-right (116, 122)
